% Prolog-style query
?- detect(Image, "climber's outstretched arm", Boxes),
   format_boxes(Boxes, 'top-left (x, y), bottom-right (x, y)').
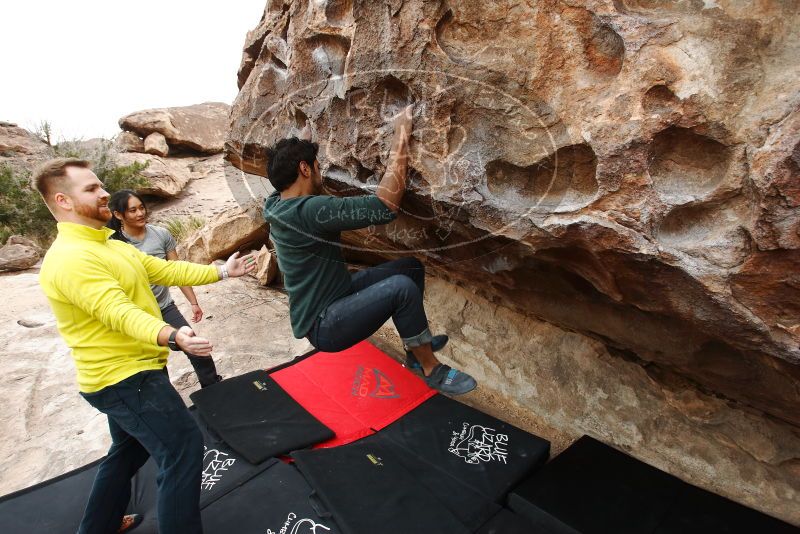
top-left (376, 104), bottom-right (413, 213)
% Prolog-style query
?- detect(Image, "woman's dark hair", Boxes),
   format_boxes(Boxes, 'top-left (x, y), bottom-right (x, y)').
top-left (106, 189), bottom-right (147, 242)
top-left (265, 137), bottom-right (319, 192)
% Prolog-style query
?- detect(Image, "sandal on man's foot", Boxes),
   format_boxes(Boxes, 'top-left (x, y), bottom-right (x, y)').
top-left (423, 364), bottom-right (477, 395)
top-left (404, 334), bottom-right (449, 370)
top-left (118, 514), bottom-right (143, 533)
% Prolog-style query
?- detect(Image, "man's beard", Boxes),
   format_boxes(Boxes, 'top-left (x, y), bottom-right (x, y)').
top-left (74, 201), bottom-right (112, 223)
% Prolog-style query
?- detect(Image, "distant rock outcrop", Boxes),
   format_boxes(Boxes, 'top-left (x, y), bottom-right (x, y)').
top-left (114, 131), bottom-right (145, 153)
top-left (113, 152), bottom-right (194, 198)
top-left (112, 103), bottom-right (234, 199)
top-left (119, 102), bottom-right (230, 154)
top-left (0, 123), bottom-right (50, 171)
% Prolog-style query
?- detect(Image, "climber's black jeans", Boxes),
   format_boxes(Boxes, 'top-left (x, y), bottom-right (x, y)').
top-left (307, 257), bottom-right (434, 352)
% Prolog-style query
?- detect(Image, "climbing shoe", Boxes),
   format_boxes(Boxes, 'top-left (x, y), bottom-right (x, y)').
top-left (423, 364), bottom-right (477, 395)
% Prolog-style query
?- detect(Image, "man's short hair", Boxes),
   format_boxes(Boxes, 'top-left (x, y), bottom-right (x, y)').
top-left (31, 157), bottom-right (91, 200)
top-left (265, 137), bottom-right (319, 192)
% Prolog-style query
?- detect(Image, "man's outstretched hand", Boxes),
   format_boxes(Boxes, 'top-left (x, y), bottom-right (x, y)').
top-left (176, 326), bottom-right (213, 356)
top-left (224, 251), bottom-right (257, 278)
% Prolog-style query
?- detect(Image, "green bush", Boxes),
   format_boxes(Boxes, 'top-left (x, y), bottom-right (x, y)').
top-left (53, 138), bottom-right (150, 193)
top-left (0, 138), bottom-right (151, 247)
top-left (0, 165), bottom-right (54, 245)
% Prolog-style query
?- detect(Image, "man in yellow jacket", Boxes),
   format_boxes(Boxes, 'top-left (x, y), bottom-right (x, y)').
top-left (33, 158), bottom-right (256, 534)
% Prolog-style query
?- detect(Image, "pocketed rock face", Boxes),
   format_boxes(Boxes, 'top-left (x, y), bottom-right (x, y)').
top-left (227, 0), bottom-right (800, 522)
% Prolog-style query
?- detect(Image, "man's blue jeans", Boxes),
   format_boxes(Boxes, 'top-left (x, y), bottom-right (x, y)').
top-left (307, 257), bottom-right (434, 352)
top-left (78, 369), bottom-right (203, 534)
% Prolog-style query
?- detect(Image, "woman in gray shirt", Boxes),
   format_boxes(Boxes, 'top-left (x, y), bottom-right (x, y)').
top-left (107, 190), bottom-right (221, 388)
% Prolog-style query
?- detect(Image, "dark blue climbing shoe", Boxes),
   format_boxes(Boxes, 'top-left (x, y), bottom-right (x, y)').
top-left (423, 364), bottom-right (477, 395)
top-left (404, 334), bottom-right (449, 370)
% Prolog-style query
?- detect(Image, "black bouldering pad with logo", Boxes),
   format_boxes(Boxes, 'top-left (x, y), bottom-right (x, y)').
top-left (94, 458), bottom-right (340, 534)
top-left (293, 435), bottom-right (473, 534)
top-left (127, 407), bottom-right (278, 525)
top-left (190, 370), bottom-right (334, 464)
top-left (378, 393), bottom-right (551, 502)
top-left (201, 461), bottom-right (341, 534)
top-left (508, 435), bottom-right (797, 534)
top-left (0, 444), bottom-right (334, 534)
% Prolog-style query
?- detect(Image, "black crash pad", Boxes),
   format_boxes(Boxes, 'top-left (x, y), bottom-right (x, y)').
top-left (315, 432), bottom-right (501, 532)
top-left (0, 408), bottom-right (277, 533)
top-left (190, 370), bottom-right (334, 463)
top-left (379, 393), bottom-right (550, 502)
top-left (200, 460), bottom-right (341, 534)
top-left (293, 435), bottom-right (473, 534)
top-left (122, 458), bottom-right (342, 534)
top-left (508, 435), bottom-right (797, 534)
top-left (0, 459), bottom-right (103, 532)
top-left (476, 508), bottom-right (580, 534)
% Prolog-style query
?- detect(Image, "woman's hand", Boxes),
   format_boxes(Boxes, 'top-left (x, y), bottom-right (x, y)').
top-left (191, 303), bottom-right (203, 323)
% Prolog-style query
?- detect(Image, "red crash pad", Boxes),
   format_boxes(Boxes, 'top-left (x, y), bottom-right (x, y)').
top-left (271, 340), bottom-right (436, 448)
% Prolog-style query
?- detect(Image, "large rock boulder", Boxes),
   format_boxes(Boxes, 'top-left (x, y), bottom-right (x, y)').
top-left (227, 0), bottom-right (800, 422)
top-left (113, 152), bottom-right (195, 198)
top-left (114, 131), bottom-right (145, 153)
top-left (144, 132), bottom-right (169, 157)
top-left (177, 204), bottom-right (268, 265)
top-left (253, 244), bottom-right (279, 285)
top-left (226, 0), bottom-right (800, 523)
top-left (119, 102), bottom-right (230, 154)
top-left (0, 236), bottom-right (41, 271)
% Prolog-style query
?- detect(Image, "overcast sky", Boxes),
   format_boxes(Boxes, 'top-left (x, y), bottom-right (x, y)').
top-left (0, 0), bottom-right (266, 140)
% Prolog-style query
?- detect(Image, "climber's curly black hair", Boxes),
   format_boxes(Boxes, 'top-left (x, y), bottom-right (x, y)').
top-left (265, 137), bottom-right (319, 192)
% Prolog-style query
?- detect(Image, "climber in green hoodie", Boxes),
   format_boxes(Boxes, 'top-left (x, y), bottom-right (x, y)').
top-left (263, 105), bottom-right (476, 395)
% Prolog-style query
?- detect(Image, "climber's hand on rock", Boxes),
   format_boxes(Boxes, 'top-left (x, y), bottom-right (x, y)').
top-left (393, 104), bottom-right (414, 138)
